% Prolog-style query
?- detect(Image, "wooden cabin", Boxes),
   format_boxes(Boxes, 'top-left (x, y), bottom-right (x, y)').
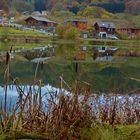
top-left (118, 28), bottom-right (140, 37)
top-left (94, 21), bottom-right (116, 34)
top-left (25, 16), bottom-right (57, 27)
top-left (64, 19), bottom-right (88, 30)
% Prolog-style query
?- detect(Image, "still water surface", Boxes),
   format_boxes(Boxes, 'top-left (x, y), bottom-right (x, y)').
top-left (0, 43), bottom-right (140, 93)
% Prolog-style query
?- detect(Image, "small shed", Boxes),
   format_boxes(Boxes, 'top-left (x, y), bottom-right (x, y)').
top-left (81, 31), bottom-right (89, 38)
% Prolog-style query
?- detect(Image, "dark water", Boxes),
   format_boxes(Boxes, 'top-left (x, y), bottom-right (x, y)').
top-left (0, 60), bottom-right (140, 94)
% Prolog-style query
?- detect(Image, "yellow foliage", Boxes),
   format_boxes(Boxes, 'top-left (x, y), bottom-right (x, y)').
top-left (101, 14), bottom-right (110, 19)
top-left (57, 24), bottom-right (80, 40)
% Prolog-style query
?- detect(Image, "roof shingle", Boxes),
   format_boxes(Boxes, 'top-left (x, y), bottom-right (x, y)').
top-left (95, 21), bottom-right (115, 28)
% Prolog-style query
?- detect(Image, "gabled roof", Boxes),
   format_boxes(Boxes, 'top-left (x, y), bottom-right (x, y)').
top-left (95, 21), bottom-right (115, 28)
top-left (25, 16), bottom-right (57, 24)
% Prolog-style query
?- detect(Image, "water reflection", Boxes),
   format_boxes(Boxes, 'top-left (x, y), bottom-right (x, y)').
top-left (0, 43), bottom-right (140, 93)
top-left (95, 56), bottom-right (113, 61)
top-left (0, 85), bottom-right (140, 114)
top-left (0, 85), bottom-right (68, 109)
top-left (93, 46), bottom-right (118, 61)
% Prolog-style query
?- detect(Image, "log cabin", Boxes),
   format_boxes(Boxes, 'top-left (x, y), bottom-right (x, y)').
top-left (94, 21), bottom-right (116, 35)
top-left (64, 19), bottom-right (88, 30)
top-left (118, 28), bottom-right (140, 38)
top-left (25, 16), bottom-right (57, 32)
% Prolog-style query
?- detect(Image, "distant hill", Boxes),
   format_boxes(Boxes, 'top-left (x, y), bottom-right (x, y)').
top-left (90, 1), bottom-right (125, 13)
top-left (1, 0), bottom-right (140, 15)
top-left (92, 0), bottom-right (140, 15)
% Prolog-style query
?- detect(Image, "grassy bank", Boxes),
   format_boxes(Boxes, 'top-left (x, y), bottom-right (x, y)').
top-left (0, 124), bottom-right (140, 140)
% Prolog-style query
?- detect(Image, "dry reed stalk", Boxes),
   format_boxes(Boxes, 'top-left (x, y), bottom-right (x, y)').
top-left (0, 62), bottom-right (140, 139)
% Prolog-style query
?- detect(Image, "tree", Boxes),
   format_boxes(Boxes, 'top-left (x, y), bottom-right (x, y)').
top-left (34, 0), bottom-right (46, 11)
top-left (125, 0), bottom-right (140, 15)
top-left (57, 25), bottom-right (80, 40)
top-left (82, 6), bottom-right (94, 16)
top-left (11, 0), bottom-right (34, 12)
top-left (57, 25), bottom-right (66, 39)
top-left (64, 26), bottom-right (80, 40)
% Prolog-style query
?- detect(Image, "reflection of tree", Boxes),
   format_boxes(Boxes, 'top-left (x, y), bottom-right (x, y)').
top-left (56, 44), bottom-right (78, 62)
top-left (0, 27), bottom-right (11, 52)
top-left (11, 0), bottom-right (34, 12)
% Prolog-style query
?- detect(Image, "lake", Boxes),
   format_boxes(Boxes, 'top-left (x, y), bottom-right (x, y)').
top-left (0, 42), bottom-right (140, 94)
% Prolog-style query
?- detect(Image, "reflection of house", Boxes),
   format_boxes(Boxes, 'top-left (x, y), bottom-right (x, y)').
top-left (25, 16), bottom-right (57, 32)
top-left (94, 46), bottom-right (118, 53)
top-left (118, 28), bottom-right (140, 38)
top-left (64, 19), bottom-right (88, 30)
top-left (94, 21), bottom-right (116, 35)
top-left (76, 51), bottom-right (86, 60)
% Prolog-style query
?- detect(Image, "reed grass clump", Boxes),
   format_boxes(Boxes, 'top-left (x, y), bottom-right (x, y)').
top-left (0, 81), bottom-right (140, 139)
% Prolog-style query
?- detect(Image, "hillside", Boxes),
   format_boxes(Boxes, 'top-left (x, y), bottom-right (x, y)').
top-left (0, 0), bottom-right (140, 15)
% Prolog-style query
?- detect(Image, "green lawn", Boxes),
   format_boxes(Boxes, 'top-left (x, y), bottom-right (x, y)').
top-left (0, 26), bottom-right (49, 37)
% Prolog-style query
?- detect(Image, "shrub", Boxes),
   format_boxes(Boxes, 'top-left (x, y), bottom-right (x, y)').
top-left (116, 31), bottom-right (129, 40)
top-left (64, 26), bottom-right (80, 40)
top-left (57, 24), bottom-right (80, 40)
